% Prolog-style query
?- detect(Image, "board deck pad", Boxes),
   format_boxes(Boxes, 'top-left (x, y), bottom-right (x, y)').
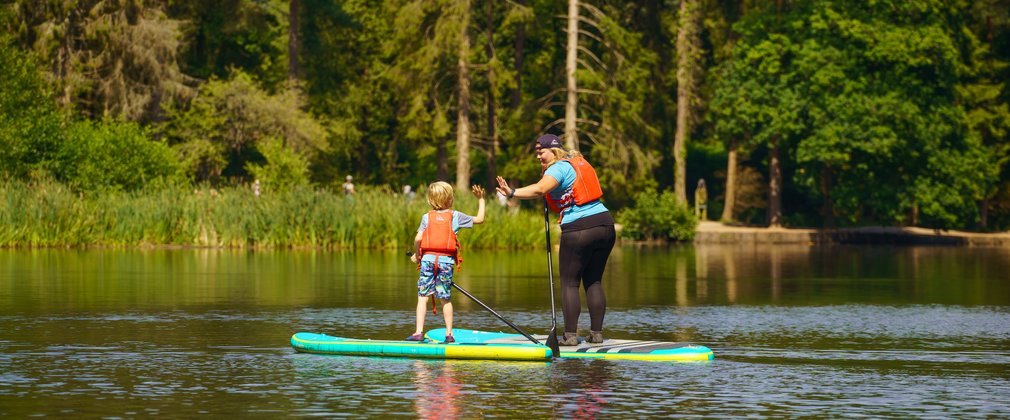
top-left (425, 328), bottom-right (714, 362)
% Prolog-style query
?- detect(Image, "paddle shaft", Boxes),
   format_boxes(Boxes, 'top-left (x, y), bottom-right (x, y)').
top-left (450, 283), bottom-right (541, 345)
top-left (407, 252), bottom-right (541, 345)
top-left (543, 199), bottom-right (561, 358)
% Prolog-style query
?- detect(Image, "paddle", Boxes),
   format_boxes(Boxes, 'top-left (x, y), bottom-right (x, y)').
top-left (543, 199), bottom-right (561, 359)
top-left (407, 252), bottom-right (542, 345)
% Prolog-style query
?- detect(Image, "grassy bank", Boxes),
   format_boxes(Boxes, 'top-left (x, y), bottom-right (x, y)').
top-left (0, 180), bottom-right (549, 249)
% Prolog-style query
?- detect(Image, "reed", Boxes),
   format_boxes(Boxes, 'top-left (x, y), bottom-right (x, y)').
top-left (0, 179), bottom-right (552, 249)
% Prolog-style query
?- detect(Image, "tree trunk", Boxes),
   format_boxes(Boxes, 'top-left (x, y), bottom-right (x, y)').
top-left (564, 0), bottom-right (579, 151)
top-left (767, 137), bottom-right (782, 227)
top-left (58, 5), bottom-right (79, 107)
top-left (820, 165), bottom-right (835, 228)
top-left (455, 0), bottom-right (472, 191)
top-left (356, 105), bottom-right (370, 182)
top-left (510, 0), bottom-right (526, 110)
top-left (720, 138), bottom-right (738, 222)
top-left (674, 0), bottom-right (699, 204)
top-left (485, 0), bottom-right (498, 188)
top-left (437, 136), bottom-right (449, 182)
top-left (288, 0), bottom-right (300, 81)
top-left (979, 199), bottom-right (989, 230)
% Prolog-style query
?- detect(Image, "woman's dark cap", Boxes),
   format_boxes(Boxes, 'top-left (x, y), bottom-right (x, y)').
top-left (536, 134), bottom-right (563, 150)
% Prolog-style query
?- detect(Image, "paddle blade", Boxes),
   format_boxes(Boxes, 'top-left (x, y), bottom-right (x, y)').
top-left (546, 326), bottom-right (560, 359)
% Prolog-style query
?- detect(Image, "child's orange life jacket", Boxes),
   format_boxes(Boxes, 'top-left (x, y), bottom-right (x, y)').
top-left (419, 210), bottom-right (462, 270)
top-left (545, 156), bottom-right (604, 219)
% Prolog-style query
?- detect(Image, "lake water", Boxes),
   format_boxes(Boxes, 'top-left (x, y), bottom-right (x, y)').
top-left (1, 245), bottom-right (1009, 417)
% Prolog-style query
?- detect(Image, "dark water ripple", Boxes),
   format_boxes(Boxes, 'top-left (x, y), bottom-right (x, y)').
top-left (2, 304), bottom-right (1008, 417)
top-left (3, 247), bottom-right (1010, 417)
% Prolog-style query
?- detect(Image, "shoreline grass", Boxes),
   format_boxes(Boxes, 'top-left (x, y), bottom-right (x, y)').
top-left (0, 180), bottom-right (552, 249)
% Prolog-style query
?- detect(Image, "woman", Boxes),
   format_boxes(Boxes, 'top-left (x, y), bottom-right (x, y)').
top-left (495, 134), bottom-right (616, 345)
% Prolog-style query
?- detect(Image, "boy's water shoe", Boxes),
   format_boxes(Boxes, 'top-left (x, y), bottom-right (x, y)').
top-left (443, 334), bottom-right (455, 344)
top-left (405, 333), bottom-right (424, 341)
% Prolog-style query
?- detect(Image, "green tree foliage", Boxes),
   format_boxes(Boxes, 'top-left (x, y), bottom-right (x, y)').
top-left (245, 137), bottom-right (310, 191)
top-left (383, 0), bottom-right (465, 180)
top-left (711, 0), bottom-right (1001, 229)
top-left (574, 1), bottom-right (663, 206)
top-left (9, 0), bottom-right (192, 122)
top-left (963, 0), bottom-right (1010, 229)
top-left (167, 0), bottom-right (287, 88)
top-left (0, 37), bottom-right (64, 179)
top-left (3, 0), bottom-right (1010, 234)
top-left (57, 119), bottom-right (183, 191)
top-left (160, 71), bottom-right (325, 182)
top-left (299, 0), bottom-right (428, 188)
top-left (467, 0), bottom-right (541, 187)
top-left (490, 1), bottom-right (668, 207)
top-left (297, 0), bottom-right (354, 105)
top-left (1, 35), bottom-right (179, 192)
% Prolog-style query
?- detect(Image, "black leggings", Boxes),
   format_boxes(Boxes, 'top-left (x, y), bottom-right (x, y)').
top-left (558, 223), bottom-right (616, 333)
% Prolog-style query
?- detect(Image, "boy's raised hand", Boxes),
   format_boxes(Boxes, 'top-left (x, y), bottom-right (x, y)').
top-left (471, 185), bottom-right (486, 199)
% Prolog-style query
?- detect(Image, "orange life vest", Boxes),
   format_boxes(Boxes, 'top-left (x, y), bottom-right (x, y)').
top-left (419, 210), bottom-right (462, 269)
top-left (545, 156), bottom-right (604, 217)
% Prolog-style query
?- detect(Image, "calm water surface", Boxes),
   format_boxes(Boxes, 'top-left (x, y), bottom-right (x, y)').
top-left (1, 245), bottom-right (1008, 417)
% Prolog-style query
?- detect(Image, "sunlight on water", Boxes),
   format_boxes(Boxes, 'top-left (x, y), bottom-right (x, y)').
top-left (1, 247), bottom-right (1008, 417)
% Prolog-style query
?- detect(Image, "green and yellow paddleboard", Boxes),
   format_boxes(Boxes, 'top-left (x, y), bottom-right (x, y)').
top-left (290, 332), bottom-right (552, 361)
top-left (291, 329), bottom-right (713, 362)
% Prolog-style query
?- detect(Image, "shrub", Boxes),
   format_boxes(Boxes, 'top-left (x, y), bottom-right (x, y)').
top-left (57, 119), bottom-right (184, 192)
top-left (245, 138), bottom-right (311, 192)
top-left (0, 38), bottom-right (64, 179)
top-left (619, 188), bottom-right (697, 241)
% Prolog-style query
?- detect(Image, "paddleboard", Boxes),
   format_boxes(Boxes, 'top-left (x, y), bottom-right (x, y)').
top-left (425, 328), bottom-right (714, 362)
top-left (290, 332), bottom-right (552, 361)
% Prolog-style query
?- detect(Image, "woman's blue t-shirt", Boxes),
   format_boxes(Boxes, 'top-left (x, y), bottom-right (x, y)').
top-left (543, 160), bottom-right (608, 224)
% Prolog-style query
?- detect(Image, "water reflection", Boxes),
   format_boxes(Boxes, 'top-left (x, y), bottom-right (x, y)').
top-left (609, 245), bottom-right (1010, 307)
top-left (412, 360), bottom-right (463, 419)
top-left (554, 360), bottom-right (614, 419)
top-left (676, 253), bottom-right (688, 307)
top-left (1, 247), bottom-right (1009, 418)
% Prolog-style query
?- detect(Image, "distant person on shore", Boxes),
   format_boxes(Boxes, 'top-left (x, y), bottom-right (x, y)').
top-left (253, 179), bottom-right (261, 198)
top-left (342, 175), bottom-right (355, 195)
top-left (407, 181), bottom-right (486, 343)
top-left (495, 134), bottom-right (615, 345)
top-left (695, 179), bottom-right (707, 220)
top-left (403, 184), bottom-right (416, 202)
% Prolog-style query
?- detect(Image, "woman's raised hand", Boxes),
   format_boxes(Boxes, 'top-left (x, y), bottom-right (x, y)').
top-left (495, 176), bottom-right (511, 197)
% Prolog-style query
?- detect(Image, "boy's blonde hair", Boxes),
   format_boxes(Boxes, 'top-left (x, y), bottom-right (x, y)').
top-left (426, 181), bottom-right (454, 210)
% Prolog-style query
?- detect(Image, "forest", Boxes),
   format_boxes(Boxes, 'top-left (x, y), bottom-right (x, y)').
top-left (2, 0), bottom-right (1009, 237)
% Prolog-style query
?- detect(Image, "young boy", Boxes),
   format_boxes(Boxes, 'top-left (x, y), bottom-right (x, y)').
top-left (407, 181), bottom-right (485, 343)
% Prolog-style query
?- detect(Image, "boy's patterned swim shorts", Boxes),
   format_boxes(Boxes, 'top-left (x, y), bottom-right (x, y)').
top-left (418, 259), bottom-right (454, 300)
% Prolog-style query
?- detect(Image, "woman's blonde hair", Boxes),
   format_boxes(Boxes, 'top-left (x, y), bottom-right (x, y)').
top-left (542, 148), bottom-right (582, 168)
top-left (426, 181), bottom-right (454, 210)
